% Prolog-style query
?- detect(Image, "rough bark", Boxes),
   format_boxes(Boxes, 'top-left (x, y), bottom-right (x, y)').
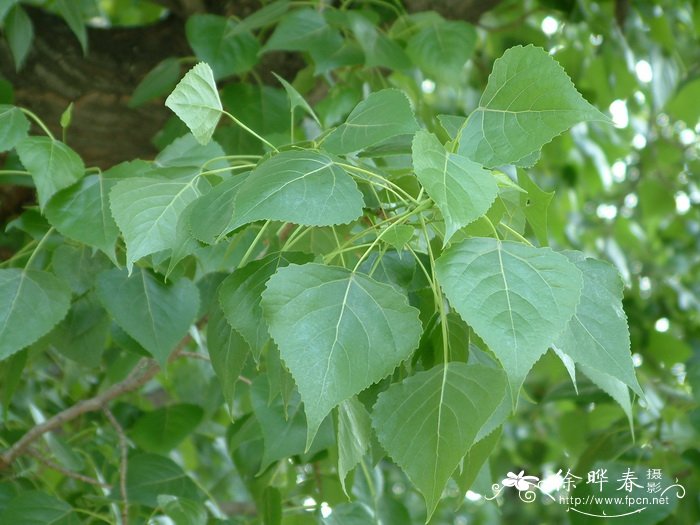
top-left (0, 8), bottom-right (190, 168)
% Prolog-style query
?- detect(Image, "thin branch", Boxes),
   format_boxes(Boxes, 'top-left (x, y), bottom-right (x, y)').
top-left (0, 358), bottom-right (159, 470)
top-left (178, 351), bottom-right (210, 362)
top-left (26, 448), bottom-right (112, 488)
top-left (103, 408), bottom-right (129, 525)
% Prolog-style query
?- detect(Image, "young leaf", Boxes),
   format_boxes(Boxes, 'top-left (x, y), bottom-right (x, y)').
top-left (406, 18), bottom-right (476, 83)
top-left (96, 268), bottom-right (199, 365)
top-left (189, 173), bottom-right (251, 244)
top-left (228, 150), bottom-right (364, 231)
top-left (321, 89), bottom-right (419, 154)
top-left (186, 14), bottom-right (259, 80)
top-left (165, 62), bottom-right (222, 145)
top-left (0, 104), bottom-right (29, 151)
top-left (45, 174), bottom-right (120, 262)
top-left (457, 45), bottom-right (611, 167)
top-left (435, 238), bottom-right (583, 397)
top-left (206, 302), bottom-right (250, 416)
top-left (337, 397), bottom-right (372, 495)
top-left (109, 176), bottom-right (207, 272)
top-left (251, 376), bottom-right (335, 472)
top-left (273, 72), bottom-right (321, 125)
top-left (5, 5), bottom-right (33, 70)
top-left (129, 58), bottom-right (182, 108)
top-left (554, 252), bottom-right (643, 397)
top-left (412, 130), bottom-right (498, 244)
top-left (0, 269), bottom-right (72, 361)
top-left (372, 363), bottom-right (507, 519)
top-left (219, 252), bottom-right (312, 357)
top-left (261, 263), bottom-right (422, 448)
top-left (16, 137), bottom-right (85, 209)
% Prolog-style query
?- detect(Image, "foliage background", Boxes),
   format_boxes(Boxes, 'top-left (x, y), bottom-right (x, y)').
top-left (0, 0), bottom-right (699, 524)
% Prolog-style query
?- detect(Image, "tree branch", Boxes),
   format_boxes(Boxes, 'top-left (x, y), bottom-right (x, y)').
top-left (104, 407), bottom-right (130, 525)
top-left (0, 358), bottom-right (159, 470)
top-left (26, 448), bottom-right (112, 488)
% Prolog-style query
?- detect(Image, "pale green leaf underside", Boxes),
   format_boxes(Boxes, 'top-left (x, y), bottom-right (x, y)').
top-left (229, 150), bottom-right (364, 231)
top-left (412, 130), bottom-right (498, 244)
top-left (322, 89), bottom-right (419, 154)
top-left (165, 62), bottom-right (222, 145)
top-left (16, 137), bottom-right (85, 209)
top-left (579, 363), bottom-right (634, 427)
top-left (337, 397), bottom-right (372, 495)
top-left (0, 269), bottom-right (71, 361)
top-left (219, 252), bottom-right (312, 357)
top-left (435, 238), bottom-right (583, 397)
top-left (110, 177), bottom-right (204, 272)
top-left (261, 263), bottom-right (422, 448)
top-left (554, 251), bottom-right (643, 397)
top-left (0, 104), bottom-right (30, 152)
top-left (457, 45), bottom-right (610, 167)
top-left (372, 363), bottom-right (506, 519)
top-left (96, 268), bottom-right (199, 365)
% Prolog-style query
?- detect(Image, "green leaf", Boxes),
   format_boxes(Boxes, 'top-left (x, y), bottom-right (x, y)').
top-left (372, 363), bottom-right (507, 519)
top-left (579, 364), bottom-right (633, 427)
top-left (130, 404), bottom-right (204, 453)
top-left (228, 150), bottom-right (364, 231)
top-left (322, 503), bottom-right (375, 525)
top-left (263, 8), bottom-right (337, 52)
top-left (48, 294), bottom-right (109, 368)
top-left (337, 397), bottom-right (372, 495)
top-left (261, 263), bottom-right (422, 448)
top-left (251, 376), bottom-right (335, 472)
top-left (435, 238), bottom-right (583, 396)
top-left (155, 133), bottom-right (227, 169)
top-left (129, 58), bottom-right (182, 107)
top-left (189, 173), bottom-right (250, 243)
top-left (96, 268), bottom-right (199, 365)
top-left (0, 104), bottom-right (29, 151)
top-left (273, 72), bottom-right (320, 125)
top-left (219, 252), bottom-right (312, 357)
top-left (5, 5), bottom-right (33, 70)
top-left (554, 252), bottom-right (642, 397)
top-left (165, 62), bottom-right (222, 145)
top-left (206, 302), bottom-right (249, 417)
top-left (457, 45), bottom-right (610, 167)
top-left (109, 176), bottom-right (207, 272)
top-left (16, 137), bottom-right (85, 209)
top-left (406, 17), bottom-right (476, 83)
top-left (261, 487), bottom-right (282, 525)
top-left (321, 89), bottom-right (419, 155)
top-left (236, 1), bottom-right (289, 32)
top-left (517, 171), bottom-right (553, 246)
top-left (455, 427), bottom-right (502, 496)
top-left (412, 130), bottom-right (498, 244)
top-left (0, 491), bottom-right (79, 524)
top-left (348, 13), bottom-right (411, 70)
top-left (186, 14), bottom-right (259, 80)
top-left (121, 453), bottom-right (201, 507)
top-left (158, 495), bottom-right (207, 525)
top-left (56, 0), bottom-right (87, 53)
top-left (0, 269), bottom-right (71, 361)
top-left (45, 174), bottom-right (120, 261)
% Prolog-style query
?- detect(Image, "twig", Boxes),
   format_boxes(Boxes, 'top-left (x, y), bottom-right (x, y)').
top-left (0, 358), bottom-right (160, 470)
top-left (26, 448), bottom-right (112, 488)
top-left (103, 408), bottom-right (129, 525)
